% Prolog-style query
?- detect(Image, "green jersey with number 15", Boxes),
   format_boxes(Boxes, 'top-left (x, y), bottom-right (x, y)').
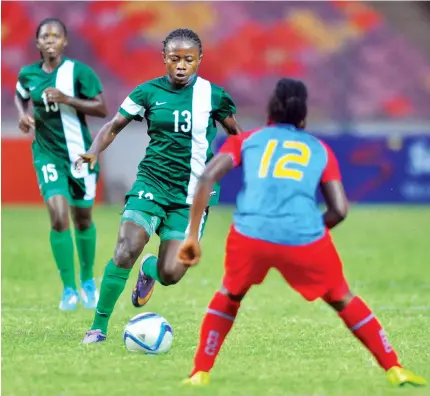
top-left (16, 58), bottom-right (103, 175)
top-left (119, 76), bottom-right (236, 206)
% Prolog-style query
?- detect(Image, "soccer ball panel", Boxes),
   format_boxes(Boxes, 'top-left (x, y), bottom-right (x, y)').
top-left (124, 312), bottom-right (173, 354)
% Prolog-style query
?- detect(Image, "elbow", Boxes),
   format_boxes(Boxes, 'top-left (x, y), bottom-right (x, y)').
top-left (336, 211), bottom-right (347, 224)
top-left (334, 203), bottom-right (348, 223)
top-left (93, 103), bottom-right (108, 118)
top-left (96, 107), bottom-right (108, 118)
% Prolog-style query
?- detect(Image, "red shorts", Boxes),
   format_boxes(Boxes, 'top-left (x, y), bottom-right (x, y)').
top-left (222, 226), bottom-right (349, 301)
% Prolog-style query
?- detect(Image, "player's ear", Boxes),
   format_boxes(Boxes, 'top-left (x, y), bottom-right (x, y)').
top-left (162, 51), bottom-right (167, 64)
top-left (198, 53), bottom-right (203, 64)
top-left (63, 38), bottom-right (68, 48)
top-left (299, 119), bottom-right (306, 129)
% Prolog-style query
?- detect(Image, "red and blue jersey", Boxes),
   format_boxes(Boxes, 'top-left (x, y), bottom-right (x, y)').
top-left (218, 124), bottom-right (341, 246)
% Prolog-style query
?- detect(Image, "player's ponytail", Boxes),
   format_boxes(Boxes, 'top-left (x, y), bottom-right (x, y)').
top-left (268, 78), bottom-right (308, 128)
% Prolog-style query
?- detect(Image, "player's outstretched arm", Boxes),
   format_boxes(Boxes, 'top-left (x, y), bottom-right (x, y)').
top-left (320, 180), bottom-right (348, 229)
top-left (75, 112), bottom-right (131, 170)
top-left (178, 153), bottom-right (234, 266)
top-left (190, 153), bottom-right (235, 238)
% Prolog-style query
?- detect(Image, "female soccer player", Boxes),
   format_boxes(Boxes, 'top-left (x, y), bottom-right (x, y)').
top-left (78, 28), bottom-right (242, 343)
top-left (14, 18), bottom-right (108, 311)
top-left (178, 78), bottom-right (426, 387)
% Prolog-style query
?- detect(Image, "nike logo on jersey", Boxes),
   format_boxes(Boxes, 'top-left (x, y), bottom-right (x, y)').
top-left (155, 101), bottom-right (167, 106)
top-left (29, 86), bottom-right (36, 91)
top-left (210, 191), bottom-right (217, 196)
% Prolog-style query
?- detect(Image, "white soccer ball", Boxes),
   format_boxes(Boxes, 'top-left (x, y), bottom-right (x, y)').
top-left (123, 312), bottom-right (173, 354)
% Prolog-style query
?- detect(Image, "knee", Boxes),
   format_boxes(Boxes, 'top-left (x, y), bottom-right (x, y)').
top-left (158, 263), bottom-right (185, 286)
top-left (50, 210), bottom-right (69, 232)
top-left (324, 290), bottom-right (355, 312)
top-left (72, 209), bottom-right (92, 231)
top-left (113, 236), bottom-right (142, 269)
top-left (220, 286), bottom-right (245, 302)
top-left (74, 216), bottom-right (92, 231)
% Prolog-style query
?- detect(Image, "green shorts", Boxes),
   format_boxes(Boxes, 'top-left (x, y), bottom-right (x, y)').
top-left (32, 147), bottom-right (98, 208)
top-left (121, 180), bottom-right (209, 242)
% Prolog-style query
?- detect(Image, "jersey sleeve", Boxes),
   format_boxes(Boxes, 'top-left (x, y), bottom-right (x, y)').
top-left (118, 85), bottom-right (147, 122)
top-left (320, 141), bottom-right (342, 183)
top-left (77, 63), bottom-right (103, 99)
top-left (218, 130), bottom-right (255, 167)
top-left (16, 68), bottom-right (30, 101)
top-left (213, 89), bottom-right (237, 122)
top-left (218, 135), bottom-right (243, 167)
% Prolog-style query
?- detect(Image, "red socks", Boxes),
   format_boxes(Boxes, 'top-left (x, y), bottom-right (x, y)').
top-left (338, 296), bottom-right (401, 370)
top-left (191, 292), bottom-right (240, 376)
top-left (190, 293), bottom-right (400, 376)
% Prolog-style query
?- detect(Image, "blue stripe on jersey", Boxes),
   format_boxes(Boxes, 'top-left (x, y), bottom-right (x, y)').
top-left (233, 124), bottom-right (328, 246)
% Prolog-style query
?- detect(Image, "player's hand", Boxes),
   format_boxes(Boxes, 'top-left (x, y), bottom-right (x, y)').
top-left (177, 238), bottom-right (201, 267)
top-left (75, 153), bottom-right (98, 171)
top-left (18, 114), bottom-right (35, 134)
top-left (43, 87), bottom-right (69, 104)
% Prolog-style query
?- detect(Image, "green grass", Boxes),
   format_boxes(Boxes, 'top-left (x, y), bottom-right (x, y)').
top-left (2, 205), bottom-right (430, 396)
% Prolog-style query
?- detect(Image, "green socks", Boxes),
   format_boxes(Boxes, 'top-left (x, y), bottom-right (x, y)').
top-left (75, 224), bottom-right (96, 282)
top-left (50, 224), bottom-right (97, 292)
top-left (142, 255), bottom-right (163, 284)
top-left (50, 229), bottom-right (76, 290)
top-left (92, 259), bottom-right (131, 334)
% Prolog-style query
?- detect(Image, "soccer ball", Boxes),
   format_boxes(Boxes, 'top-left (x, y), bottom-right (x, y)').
top-left (123, 312), bottom-right (173, 354)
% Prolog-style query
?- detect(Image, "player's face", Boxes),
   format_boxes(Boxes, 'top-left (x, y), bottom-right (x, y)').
top-left (36, 23), bottom-right (67, 60)
top-left (163, 40), bottom-right (202, 86)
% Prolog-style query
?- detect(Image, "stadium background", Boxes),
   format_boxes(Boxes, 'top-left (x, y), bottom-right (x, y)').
top-left (2, 3), bottom-right (430, 395)
top-left (2, 0), bottom-right (430, 204)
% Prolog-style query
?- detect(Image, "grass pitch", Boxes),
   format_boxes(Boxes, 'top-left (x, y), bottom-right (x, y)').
top-left (2, 205), bottom-right (429, 396)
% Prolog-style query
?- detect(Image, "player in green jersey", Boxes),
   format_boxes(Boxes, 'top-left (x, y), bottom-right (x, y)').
top-left (78, 28), bottom-right (243, 343)
top-left (14, 18), bottom-right (108, 311)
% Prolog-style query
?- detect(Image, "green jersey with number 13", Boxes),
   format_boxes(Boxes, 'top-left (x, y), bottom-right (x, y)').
top-left (16, 57), bottom-right (103, 175)
top-left (119, 76), bottom-right (236, 206)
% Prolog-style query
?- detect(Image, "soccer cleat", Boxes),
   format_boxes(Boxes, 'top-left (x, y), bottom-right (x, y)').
top-left (182, 371), bottom-right (210, 386)
top-left (82, 329), bottom-right (106, 344)
top-left (59, 287), bottom-right (79, 311)
top-left (80, 279), bottom-right (99, 309)
top-left (387, 366), bottom-right (427, 387)
top-left (131, 254), bottom-right (156, 308)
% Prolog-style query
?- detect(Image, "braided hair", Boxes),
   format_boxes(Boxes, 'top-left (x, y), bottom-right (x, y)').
top-left (162, 28), bottom-right (202, 55)
top-left (268, 78), bottom-right (308, 128)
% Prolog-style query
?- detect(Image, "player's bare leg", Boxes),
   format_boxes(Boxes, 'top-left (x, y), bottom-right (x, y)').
top-left (47, 195), bottom-right (70, 232)
top-left (157, 240), bottom-right (189, 284)
top-left (324, 289), bottom-right (426, 387)
top-left (131, 239), bottom-right (187, 308)
top-left (132, 208), bottom-right (209, 307)
top-left (46, 195), bottom-right (79, 310)
top-left (71, 206), bottom-right (98, 309)
top-left (83, 221), bottom-right (150, 343)
top-left (183, 286), bottom-right (246, 386)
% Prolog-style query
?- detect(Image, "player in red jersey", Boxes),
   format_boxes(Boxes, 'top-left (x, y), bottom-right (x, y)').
top-left (177, 78), bottom-right (427, 387)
